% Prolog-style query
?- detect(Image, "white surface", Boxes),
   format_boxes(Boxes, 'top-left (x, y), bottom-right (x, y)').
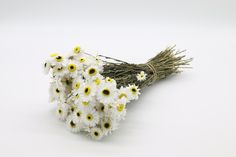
top-left (0, 0), bottom-right (235, 157)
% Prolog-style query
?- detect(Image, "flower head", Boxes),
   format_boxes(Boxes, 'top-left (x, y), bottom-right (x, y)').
top-left (79, 83), bottom-right (96, 102)
top-left (73, 45), bottom-right (81, 54)
top-left (97, 82), bottom-right (118, 105)
top-left (83, 108), bottom-right (99, 127)
top-left (66, 115), bottom-right (81, 133)
top-left (89, 127), bottom-right (104, 140)
top-left (56, 103), bottom-right (69, 121)
top-left (127, 84), bottom-right (140, 100)
top-left (136, 71), bottom-right (147, 81)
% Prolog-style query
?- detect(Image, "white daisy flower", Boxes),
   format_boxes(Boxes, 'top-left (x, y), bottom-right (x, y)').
top-left (118, 86), bottom-right (131, 103)
top-left (136, 71), bottom-right (147, 81)
top-left (78, 99), bottom-right (96, 110)
top-left (84, 65), bottom-right (100, 80)
top-left (97, 82), bottom-right (118, 105)
top-left (49, 82), bottom-right (66, 102)
top-left (127, 84), bottom-right (140, 100)
top-left (105, 77), bottom-right (117, 87)
top-left (67, 61), bottom-right (80, 78)
top-left (51, 54), bottom-right (65, 65)
top-left (66, 115), bottom-right (81, 133)
top-left (83, 108), bottom-right (99, 127)
top-left (89, 127), bottom-right (104, 140)
top-left (56, 103), bottom-right (69, 121)
top-left (69, 104), bottom-right (78, 113)
top-left (79, 83), bottom-right (96, 102)
top-left (72, 77), bottom-right (84, 90)
top-left (73, 45), bottom-right (82, 54)
top-left (101, 118), bottom-right (118, 135)
top-left (115, 99), bottom-right (127, 120)
top-left (42, 60), bottom-right (51, 74)
top-left (72, 107), bottom-right (83, 123)
top-left (77, 54), bottom-right (94, 68)
top-left (91, 74), bottom-right (104, 87)
top-left (52, 64), bottom-right (67, 78)
top-left (66, 45), bottom-right (85, 60)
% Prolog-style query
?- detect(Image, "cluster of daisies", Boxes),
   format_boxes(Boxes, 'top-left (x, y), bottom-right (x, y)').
top-left (43, 46), bottom-right (147, 140)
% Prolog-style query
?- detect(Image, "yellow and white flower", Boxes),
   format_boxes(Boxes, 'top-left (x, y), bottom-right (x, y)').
top-left (49, 82), bottom-right (66, 102)
top-left (69, 104), bottom-right (78, 113)
top-left (89, 127), bottom-right (104, 140)
top-left (101, 118), bottom-right (118, 135)
top-left (56, 103), bottom-right (69, 121)
top-left (117, 86), bottom-right (131, 103)
top-left (78, 54), bottom-right (94, 68)
top-left (115, 99), bottom-right (127, 120)
top-left (79, 83), bottom-right (96, 102)
top-left (73, 45), bottom-right (81, 54)
top-left (53, 55), bottom-right (64, 64)
top-left (84, 65), bottom-right (100, 80)
top-left (67, 61), bottom-right (77, 73)
top-left (105, 77), bottom-right (117, 87)
top-left (72, 107), bottom-right (83, 123)
top-left (97, 82), bottom-right (118, 105)
top-left (92, 75), bottom-right (104, 87)
top-left (66, 115), bottom-right (81, 133)
top-left (127, 84), bottom-right (140, 100)
top-left (52, 64), bottom-right (67, 78)
top-left (83, 108), bottom-right (99, 127)
top-left (136, 71), bottom-right (147, 81)
top-left (72, 77), bottom-right (84, 90)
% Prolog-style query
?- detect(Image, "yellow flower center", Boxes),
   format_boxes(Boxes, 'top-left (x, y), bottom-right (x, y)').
top-left (55, 55), bottom-right (64, 62)
top-left (73, 46), bottom-right (81, 54)
top-left (131, 87), bottom-right (137, 94)
top-left (88, 68), bottom-right (97, 76)
top-left (82, 101), bottom-right (89, 106)
top-left (119, 93), bottom-right (127, 99)
top-left (50, 53), bottom-right (58, 57)
top-left (86, 114), bottom-right (93, 121)
top-left (84, 86), bottom-right (91, 95)
top-left (105, 77), bottom-right (113, 83)
top-left (94, 78), bottom-right (101, 85)
top-left (117, 104), bottom-right (125, 112)
top-left (74, 82), bottom-right (80, 89)
top-left (79, 58), bottom-right (86, 63)
top-left (68, 63), bottom-right (76, 72)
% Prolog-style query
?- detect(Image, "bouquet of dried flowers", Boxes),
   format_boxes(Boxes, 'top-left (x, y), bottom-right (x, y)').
top-left (42, 45), bottom-right (191, 140)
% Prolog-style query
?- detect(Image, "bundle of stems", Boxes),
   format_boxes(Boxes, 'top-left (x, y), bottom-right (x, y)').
top-left (100, 46), bottom-right (192, 89)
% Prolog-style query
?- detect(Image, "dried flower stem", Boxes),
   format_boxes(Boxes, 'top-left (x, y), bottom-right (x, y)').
top-left (101, 46), bottom-right (192, 89)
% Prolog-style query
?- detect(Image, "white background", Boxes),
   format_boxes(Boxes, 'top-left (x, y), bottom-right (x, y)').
top-left (0, 0), bottom-right (235, 157)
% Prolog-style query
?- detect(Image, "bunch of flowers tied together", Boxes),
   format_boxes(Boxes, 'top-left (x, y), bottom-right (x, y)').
top-left (43, 45), bottom-right (191, 140)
